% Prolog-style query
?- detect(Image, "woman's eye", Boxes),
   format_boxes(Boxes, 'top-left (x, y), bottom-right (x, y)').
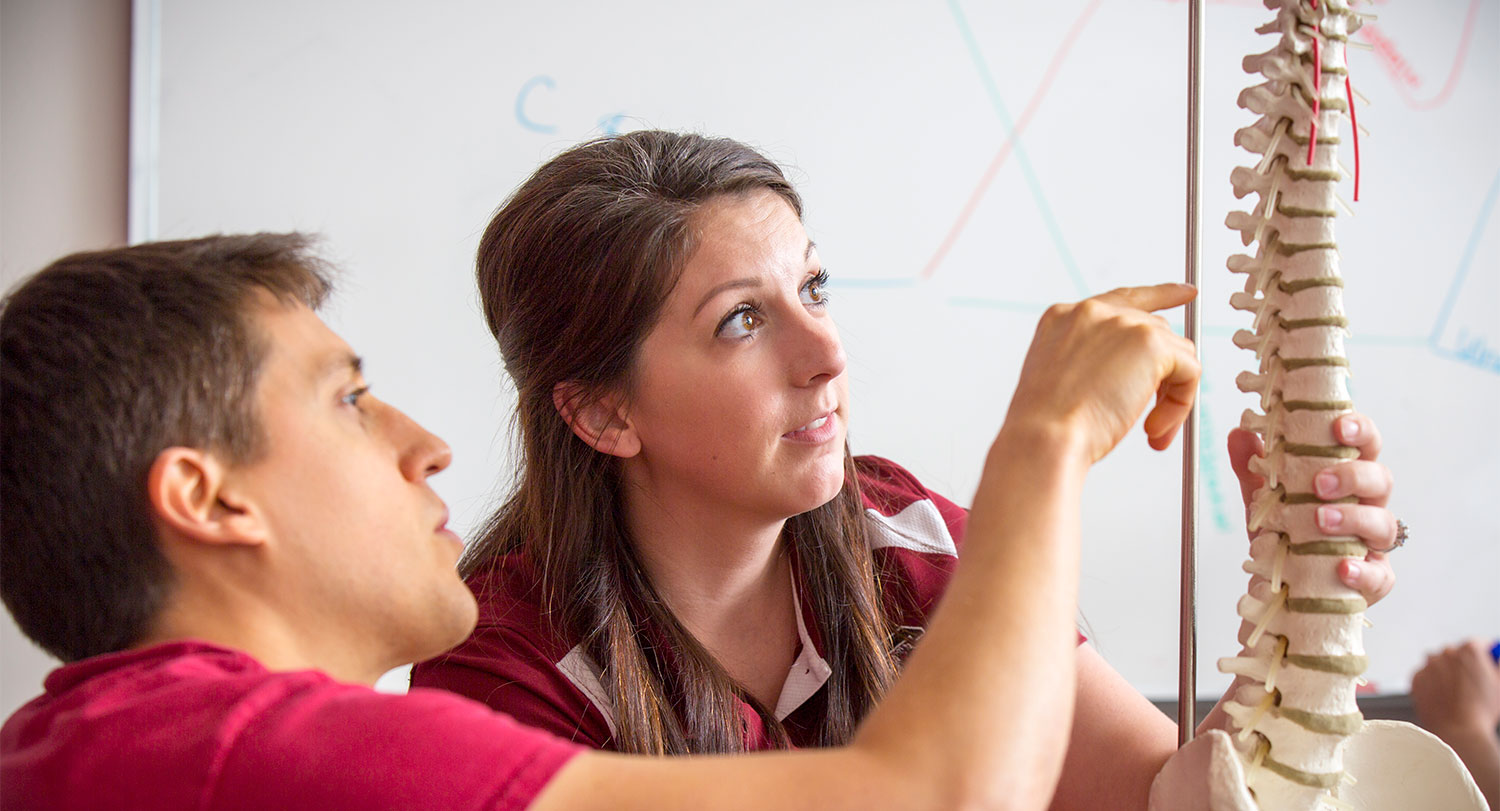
top-left (341, 386), bottom-right (370, 408)
top-left (717, 307), bottom-right (763, 339)
top-left (801, 270), bottom-right (831, 307)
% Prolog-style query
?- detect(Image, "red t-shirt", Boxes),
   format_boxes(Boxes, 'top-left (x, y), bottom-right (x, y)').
top-left (1, 641), bottom-right (580, 810)
top-left (412, 456), bottom-right (983, 750)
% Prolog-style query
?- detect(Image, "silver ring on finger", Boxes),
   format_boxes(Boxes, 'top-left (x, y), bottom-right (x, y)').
top-left (1390, 519), bottom-right (1408, 550)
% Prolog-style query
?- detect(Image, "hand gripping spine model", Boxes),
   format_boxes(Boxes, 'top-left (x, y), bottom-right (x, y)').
top-left (1217, 1), bottom-right (1369, 808)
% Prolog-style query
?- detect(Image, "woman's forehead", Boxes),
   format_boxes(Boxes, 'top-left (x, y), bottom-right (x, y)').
top-left (679, 193), bottom-right (814, 287)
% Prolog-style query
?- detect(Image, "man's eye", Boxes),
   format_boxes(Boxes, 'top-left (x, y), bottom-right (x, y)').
top-left (342, 386), bottom-right (370, 408)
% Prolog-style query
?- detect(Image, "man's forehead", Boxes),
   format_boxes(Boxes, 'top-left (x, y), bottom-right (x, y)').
top-left (249, 293), bottom-right (361, 384)
top-left (313, 349), bottom-right (363, 383)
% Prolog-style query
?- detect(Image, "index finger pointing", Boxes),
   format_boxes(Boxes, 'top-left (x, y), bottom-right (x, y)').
top-left (1093, 283), bottom-right (1199, 313)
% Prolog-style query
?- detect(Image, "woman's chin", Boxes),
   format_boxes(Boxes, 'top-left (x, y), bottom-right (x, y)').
top-left (799, 463), bottom-right (849, 514)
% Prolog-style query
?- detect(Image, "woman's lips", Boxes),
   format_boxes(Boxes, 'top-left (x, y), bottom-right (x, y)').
top-left (782, 411), bottom-right (838, 443)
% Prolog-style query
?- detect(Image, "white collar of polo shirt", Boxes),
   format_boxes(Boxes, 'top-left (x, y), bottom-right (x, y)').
top-left (772, 566), bottom-right (834, 721)
top-left (557, 565), bottom-right (841, 734)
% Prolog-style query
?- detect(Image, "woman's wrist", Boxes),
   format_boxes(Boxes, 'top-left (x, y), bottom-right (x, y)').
top-left (988, 417), bottom-right (1091, 480)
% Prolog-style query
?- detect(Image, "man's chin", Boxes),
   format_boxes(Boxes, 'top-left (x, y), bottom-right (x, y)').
top-left (441, 591), bottom-right (481, 648)
top-left (405, 589), bottom-right (480, 664)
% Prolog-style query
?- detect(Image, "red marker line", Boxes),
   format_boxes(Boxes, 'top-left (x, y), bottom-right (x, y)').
top-left (1362, 0), bottom-right (1482, 112)
top-left (920, 1), bottom-right (1101, 282)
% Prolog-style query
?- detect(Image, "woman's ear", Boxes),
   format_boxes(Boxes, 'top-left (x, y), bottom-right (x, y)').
top-left (553, 382), bottom-right (641, 458)
top-left (146, 447), bottom-right (268, 547)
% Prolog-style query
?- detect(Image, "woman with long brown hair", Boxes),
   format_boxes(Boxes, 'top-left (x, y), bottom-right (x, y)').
top-left (412, 130), bottom-right (1399, 804)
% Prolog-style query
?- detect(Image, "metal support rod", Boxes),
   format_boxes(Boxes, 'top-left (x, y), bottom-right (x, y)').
top-left (1179, 0), bottom-right (1205, 748)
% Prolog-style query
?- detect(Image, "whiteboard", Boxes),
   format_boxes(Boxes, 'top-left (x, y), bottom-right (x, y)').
top-left (147, 0), bottom-right (1498, 698)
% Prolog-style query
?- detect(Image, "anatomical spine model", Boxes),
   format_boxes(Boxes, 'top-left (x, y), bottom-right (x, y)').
top-left (1217, 0), bottom-right (1369, 808)
top-left (1144, 3), bottom-right (1487, 806)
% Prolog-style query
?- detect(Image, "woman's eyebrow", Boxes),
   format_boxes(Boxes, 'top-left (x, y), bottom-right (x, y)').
top-left (690, 240), bottom-right (819, 318)
top-left (692, 278), bottom-right (761, 318)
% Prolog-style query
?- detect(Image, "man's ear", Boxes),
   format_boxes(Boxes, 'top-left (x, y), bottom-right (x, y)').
top-left (146, 447), bottom-right (268, 547)
top-left (552, 382), bottom-right (641, 458)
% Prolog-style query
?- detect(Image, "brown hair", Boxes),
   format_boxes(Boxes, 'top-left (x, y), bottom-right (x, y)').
top-left (467, 131), bottom-right (897, 754)
top-left (0, 234), bottom-right (332, 662)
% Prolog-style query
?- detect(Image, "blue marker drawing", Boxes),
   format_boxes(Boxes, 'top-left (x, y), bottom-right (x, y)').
top-left (835, 278), bottom-right (921, 290)
top-left (515, 75), bottom-right (558, 134)
top-left (596, 112), bottom-right (628, 136)
top-left (947, 295), bottom-right (1051, 313)
top-left (1197, 374), bottom-right (1233, 534)
top-left (1428, 167), bottom-right (1499, 375)
top-left (1434, 330), bottom-right (1500, 374)
top-left (946, 0), bottom-right (1090, 299)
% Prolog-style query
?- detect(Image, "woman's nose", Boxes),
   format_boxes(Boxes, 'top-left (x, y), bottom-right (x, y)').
top-left (791, 309), bottom-right (845, 387)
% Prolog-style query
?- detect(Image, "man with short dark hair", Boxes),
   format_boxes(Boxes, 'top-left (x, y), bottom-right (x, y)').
top-left (3, 235), bottom-right (564, 807)
top-left (3, 234), bottom-right (348, 664)
top-left (1, 235), bottom-right (1208, 810)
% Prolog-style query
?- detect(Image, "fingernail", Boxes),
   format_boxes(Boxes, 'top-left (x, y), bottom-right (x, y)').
top-left (1339, 418), bottom-right (1360, 442)
top-left (1315, 471), bottom-right (1339, 498)
top-left (1342, 561), bottom-right (1362, 585)
top-left (1318, 506), bottom-right (1343, 530)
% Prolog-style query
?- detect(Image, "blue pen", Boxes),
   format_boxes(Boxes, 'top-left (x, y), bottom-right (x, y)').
top-left (1491, 640), bottom-right (1500, 664)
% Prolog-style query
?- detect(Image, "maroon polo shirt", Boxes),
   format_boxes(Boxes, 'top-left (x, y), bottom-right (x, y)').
top-left (413, 456), bottom-right (1024, 750)
top-left (1, 641), bottom-right (580, 809)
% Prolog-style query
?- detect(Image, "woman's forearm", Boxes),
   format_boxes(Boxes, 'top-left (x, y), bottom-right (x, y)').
top-left (851, 422), bottom-right (1090, 810)
top-left (534, 283), bottom-right (1200, 811)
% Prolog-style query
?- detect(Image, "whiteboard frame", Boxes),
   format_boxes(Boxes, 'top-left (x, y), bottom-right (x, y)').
top-left (128, 0), bottom-right (161, 244)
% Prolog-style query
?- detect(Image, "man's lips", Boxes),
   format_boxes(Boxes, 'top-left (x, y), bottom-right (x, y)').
top-left (435, 510), bottom-right (463, 548)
